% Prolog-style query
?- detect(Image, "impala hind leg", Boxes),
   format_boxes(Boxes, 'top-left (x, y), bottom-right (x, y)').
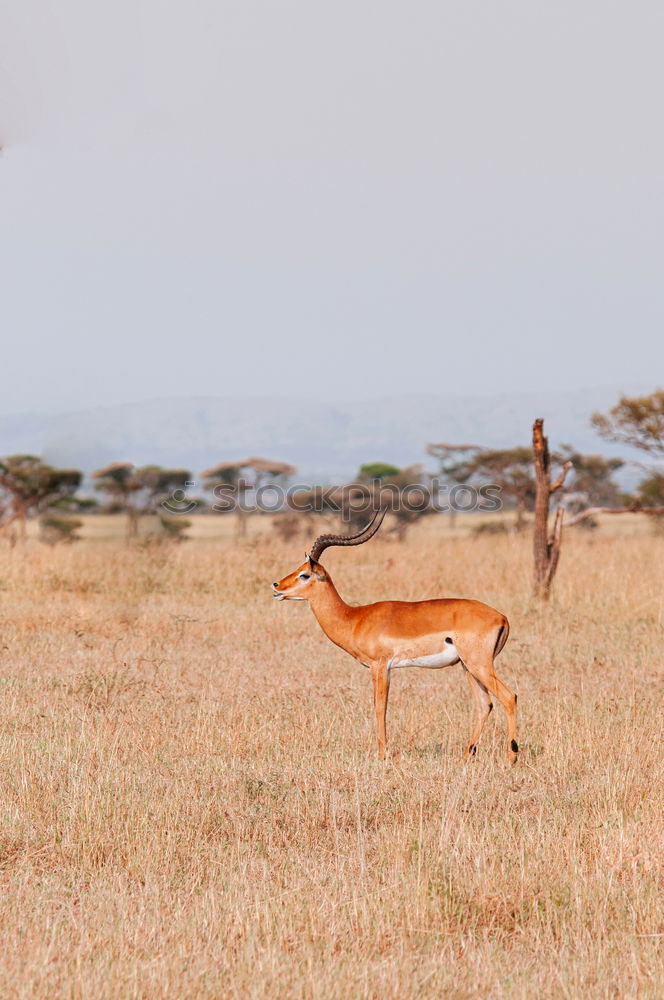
top-left (464, 668), bottom-right (493, 758)
top-left (370, 661), bottom-right (391, 760)
top-left (464, 659), bottom-right (518, 765)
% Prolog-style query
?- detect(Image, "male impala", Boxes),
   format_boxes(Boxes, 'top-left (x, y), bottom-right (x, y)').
top-left (272, 509), bottom-right (518, 763)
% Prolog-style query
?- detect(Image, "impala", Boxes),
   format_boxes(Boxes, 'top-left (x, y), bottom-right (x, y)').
top-left (272, 510), bottom-right (518, 762)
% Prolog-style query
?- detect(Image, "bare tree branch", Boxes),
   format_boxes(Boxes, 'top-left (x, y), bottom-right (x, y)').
top-left (564, 503), bottom-right (664, 527)
top-left (549, 460), bottom-right (573, 494)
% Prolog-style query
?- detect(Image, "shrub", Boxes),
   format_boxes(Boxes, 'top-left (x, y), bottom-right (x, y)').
top-left (39, 515), bottom-right (83, 546)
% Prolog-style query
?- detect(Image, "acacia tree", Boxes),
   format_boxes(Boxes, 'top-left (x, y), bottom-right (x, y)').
top-left (92, 462), bottom-right (142, 539)
top-left (426, 442), bottom-right (480, 527)
top-left (92, 463), bottom-right (194, 539)
top-left (202, 457), bottom-right (296, 537)
top-left (463, 447), bottom-right (535, 530)
top-left (637, 472), bottom-right (664, 507)
top-left (278, 484), bottom-right (344, 543)
top-left (351, 463), bottom-right (431, 540)
top-left (566, 390), bottom-right (664, 526)
top-left (133, 466), bottom-right (192, 512)
top-left (558, 446), bottom-right (624, 507)
top-left (281, 464), bottom-right (432, 544)
top-left (0, 455), bottom-right (81, 542)
top-left (358, 462), bottom-right (401, 483)
top-left (557, 445), bottom-right (624, 524)
top-left (591, 389), bottom-right (664, 457)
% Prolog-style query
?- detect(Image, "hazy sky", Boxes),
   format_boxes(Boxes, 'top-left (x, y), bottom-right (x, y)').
top-left (1, 1), bottom-right (662, 416)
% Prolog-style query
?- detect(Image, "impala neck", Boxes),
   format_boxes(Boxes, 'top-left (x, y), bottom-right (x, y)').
top-left (308, 574), bottom-right (357, 652)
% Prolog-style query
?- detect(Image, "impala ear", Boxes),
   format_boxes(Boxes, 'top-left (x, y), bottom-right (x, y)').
top-left (307, 554), bottom-right (315, 567)
top-left (311, 562), bottom-right (327, 581)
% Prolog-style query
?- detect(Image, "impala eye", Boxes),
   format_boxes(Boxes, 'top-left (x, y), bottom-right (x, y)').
top-left (298, 572), bottom-right (311, 580)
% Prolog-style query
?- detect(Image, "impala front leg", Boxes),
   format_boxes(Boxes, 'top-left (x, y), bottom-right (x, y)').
top-left (370, 661), bottom-right (391, 760)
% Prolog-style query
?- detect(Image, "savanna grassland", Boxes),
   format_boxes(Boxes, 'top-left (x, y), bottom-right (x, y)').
top-left (0, 516), bottom-right (662, 999)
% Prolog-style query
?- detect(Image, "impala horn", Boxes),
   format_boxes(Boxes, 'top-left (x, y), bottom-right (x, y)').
top-left (308, 508), bottom-right (387, 563)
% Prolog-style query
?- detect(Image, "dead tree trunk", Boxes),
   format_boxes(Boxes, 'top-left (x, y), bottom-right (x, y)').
top-left (533, 419), bottom-right (572, 599)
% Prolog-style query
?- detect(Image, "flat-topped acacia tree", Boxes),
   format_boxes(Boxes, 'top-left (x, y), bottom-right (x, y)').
top-left (284, 465), bottom-right (433, 545)
top-left (426, 442), bottom-right (481, 527)
top-left (591, 389), bottom-right (664, 458)
top-left (133, 466), bottom-right (192, 513)
top-left (463, 447), bottom-right (535, 532)
top-left (0, 455), bottom-right (81, 542)
top-left (556, 446), bottom-right (624, 510)
top-left (92, 462), bottom-right (142, 539)
top-left (565, 390), bottom-right (664, 527)
top-left (202, 457), bottom-right (296, 537)
top-left (353, 464), bottom-right (432, 540)
top-left (92, 463), bottom-right (194, 539)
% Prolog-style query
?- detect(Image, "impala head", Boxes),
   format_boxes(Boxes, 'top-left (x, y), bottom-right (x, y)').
top-left (271, 508), bottom-right (387, 602)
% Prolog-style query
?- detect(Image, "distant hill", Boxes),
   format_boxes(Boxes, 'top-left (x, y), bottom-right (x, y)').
top-left (0, 386), bottom-right (648, 484)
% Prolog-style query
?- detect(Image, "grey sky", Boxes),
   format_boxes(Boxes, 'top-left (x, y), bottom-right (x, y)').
top-left (1, 1), bottom-right (662, 417)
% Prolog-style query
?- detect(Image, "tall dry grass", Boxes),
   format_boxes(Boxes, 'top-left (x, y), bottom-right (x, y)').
top-left (0, 519), bottom-right (662, 998)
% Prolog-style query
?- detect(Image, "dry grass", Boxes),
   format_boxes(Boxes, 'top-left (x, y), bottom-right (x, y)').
top-left (0, 520), bottom-right (662, 999)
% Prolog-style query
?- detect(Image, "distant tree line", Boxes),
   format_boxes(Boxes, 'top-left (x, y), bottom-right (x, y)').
top-left (0, 389), bottom-right (662, 546)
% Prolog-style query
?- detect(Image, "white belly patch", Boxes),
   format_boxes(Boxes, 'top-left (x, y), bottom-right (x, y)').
top-left (390, 640), bottom-right (461, 670)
